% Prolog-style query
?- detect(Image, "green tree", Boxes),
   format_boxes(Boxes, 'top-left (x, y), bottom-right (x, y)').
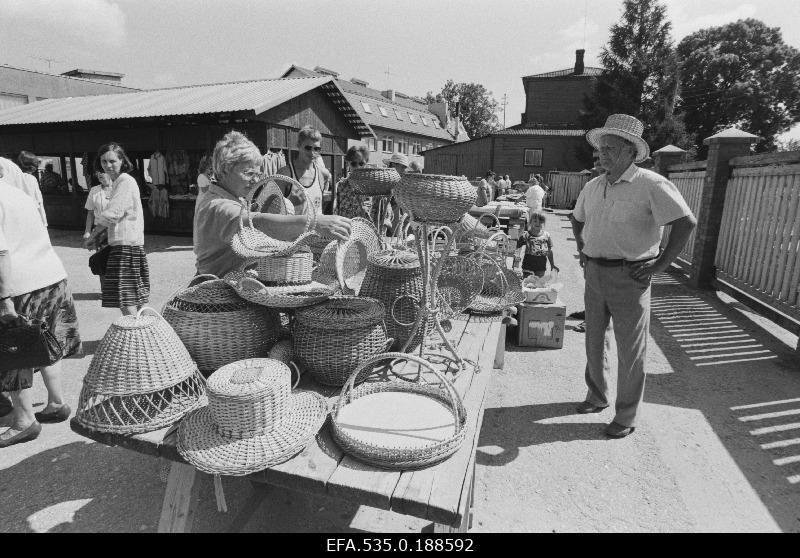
top-left (425, 80), bottom-right (500, 139)
top-left (579, 0), bottom-right (691, 153)
top-left (677, 19), bottom-right (800, 156)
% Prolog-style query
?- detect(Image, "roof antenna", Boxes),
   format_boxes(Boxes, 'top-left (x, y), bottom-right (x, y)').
top-left (583, 0), bottom-right (588, 49)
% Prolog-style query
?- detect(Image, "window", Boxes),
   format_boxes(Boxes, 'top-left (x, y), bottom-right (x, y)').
top-left (382, 136), bottom-right (394, 153)
top-left (411, 141), bottom-right (422, 155)
top-left (378, 106), bottom-right (389, 117)
top-left (409, 113), bottom-right (419, 124)
top-left (524, 149), bottom-right (544, 167)
top-left (396, 138), bottom-right (408, 155)
top-left (394, 109), bottom-right (403, 120)
top-left (421, 117), bottom-right (430, 127)
top-left (361, 101), bottom-right (372, 113)
top-left (365, 137), bottom-right (377, 152)
top-left (0, 92), bottom-right (28, 110)
top-left (425, 142), bottom-right (434, 151)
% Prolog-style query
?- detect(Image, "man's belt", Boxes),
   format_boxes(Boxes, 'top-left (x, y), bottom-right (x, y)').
top-left (584, 255), bottom-right (657, 267)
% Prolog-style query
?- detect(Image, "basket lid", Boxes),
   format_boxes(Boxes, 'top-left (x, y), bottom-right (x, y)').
top-left (295, 296), bottom-right (385, 329)
top-left (83, 310), bottom-right (199, 396)
top-left (367, 249), bottom-right (420, 270)
top-left (171, 279), bottom-right (248, 312)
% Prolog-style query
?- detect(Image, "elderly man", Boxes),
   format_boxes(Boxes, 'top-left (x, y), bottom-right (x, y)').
top-left (570, 114), bottom-right (697, 438)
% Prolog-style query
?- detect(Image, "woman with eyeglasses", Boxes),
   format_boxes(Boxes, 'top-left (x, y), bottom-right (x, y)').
top-left (333, 145), bottom-right (373, 219)
top-left (193, 131), bottom-right (351, 278)
top-left (277, 125), bottom-right (327, 216)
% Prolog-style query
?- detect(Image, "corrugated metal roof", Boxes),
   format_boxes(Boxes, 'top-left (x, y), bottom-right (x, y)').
top-left (494, 128), bottom-right (586, 137)
top-left (523, 67), bottom-right (603, 79)
top-left (0, 76), bottom-right (373, 137)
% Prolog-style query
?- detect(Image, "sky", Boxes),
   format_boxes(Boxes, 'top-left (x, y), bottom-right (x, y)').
top-left (1, 0), bottom-right (799, 140)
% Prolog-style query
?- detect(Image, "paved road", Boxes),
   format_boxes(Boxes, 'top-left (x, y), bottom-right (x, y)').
top-left (1, 218), bottom-right (799, 532)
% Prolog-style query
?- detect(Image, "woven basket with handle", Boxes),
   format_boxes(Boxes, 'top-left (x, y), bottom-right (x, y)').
top-left (162, 275), bottom-right (280, 375)
top-left (348, 166), bottom-right (401, 196)
top-left (292, 296), bottom-right (391, 386)
top-left (74, 307), bottom-right (207, 434)
top-left (393, 173), bottom-right (476, 224)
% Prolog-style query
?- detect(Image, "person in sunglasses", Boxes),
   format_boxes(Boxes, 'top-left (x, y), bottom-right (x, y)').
top-left (277, 125), bottom-right (327, 216)
top-left (334, 145), bottom-right (373, 219)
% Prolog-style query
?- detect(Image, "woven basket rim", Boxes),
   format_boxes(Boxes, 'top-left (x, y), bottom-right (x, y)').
top-left (294, 295), bottom-right (385, 328)
top-left (367, 249), bottom-right (420, 270)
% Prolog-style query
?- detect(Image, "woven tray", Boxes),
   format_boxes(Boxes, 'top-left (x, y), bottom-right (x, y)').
top-left (393, 173), bottom-right (476, 224)
top-left (330, 352), bottom-right (466, 470)
top-left (348, 166), bottom-right (401, 196)
top-left (225, 271), bottom-right (335, 309)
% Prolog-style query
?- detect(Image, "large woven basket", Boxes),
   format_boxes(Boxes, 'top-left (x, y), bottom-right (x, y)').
top-left (359, 249), bottom-right (431, 351)
top-left (330, 352), bottom-right (466, 470)
top-left (293, 296), bottom-right (391, 386)
top-left (251, 176), bottom-right (288, 215)
top-left (468, 255), bottom-right (525, 314)
top-left (348, 166), bottom-right (401, 196)
top-left (162, 276), bottom-right (280, 375)
top-left (250, 248), bottom-right (313, 285)
top-left (435, 255), bottom-right (484, 318)
top-left (74, 308), bottom-right (207, 434)
top-left (393, 173), bottom-right (476, 224)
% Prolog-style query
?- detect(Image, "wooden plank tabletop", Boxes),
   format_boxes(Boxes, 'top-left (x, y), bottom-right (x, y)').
top-left (70, 313), bottom-right (503, 528)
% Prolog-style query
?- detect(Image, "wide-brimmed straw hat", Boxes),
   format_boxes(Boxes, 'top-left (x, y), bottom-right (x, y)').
top-left (585, 114), bottom-right (650, 164)
top-left (177, 358), bottom-right (328, 476)
top-left (383, 153), bottom-right (409, 168)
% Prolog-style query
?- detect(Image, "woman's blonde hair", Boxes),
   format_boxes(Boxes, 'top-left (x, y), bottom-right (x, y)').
top-left (212, 131), bottom-right (262, 181)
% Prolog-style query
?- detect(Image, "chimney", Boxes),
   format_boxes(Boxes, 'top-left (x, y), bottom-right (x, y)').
top-left (381, 89), bottom-right (396, 102)
top-left (574, 49), bottom-right (585, 75)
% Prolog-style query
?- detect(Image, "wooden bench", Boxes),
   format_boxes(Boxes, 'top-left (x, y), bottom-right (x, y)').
top-left (70, 315), bottom-right (504, 533)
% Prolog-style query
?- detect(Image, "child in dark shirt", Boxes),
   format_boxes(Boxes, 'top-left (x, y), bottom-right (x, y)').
top-left (515, 210), bottom-right (559, 278)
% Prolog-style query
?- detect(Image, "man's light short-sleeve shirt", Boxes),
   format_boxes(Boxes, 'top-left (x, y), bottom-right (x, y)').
top-left (573, 164), bottom-right (693, 260)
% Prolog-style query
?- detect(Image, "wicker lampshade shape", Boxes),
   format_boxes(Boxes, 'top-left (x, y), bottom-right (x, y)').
top-left (393, 173), bottom-right (477, 224)
top-left (293, 296), bottom-right (390, 386)
top-left (348, 166), bottom-right (400, 196)
top-left (74, 308), bottom-right (206, 435)
top-left (162, 277), bottom-right (280, 375)
top-left (177, 358), bottom-right (328, 476)
top-left (358, 249), bottom-right (432, 351)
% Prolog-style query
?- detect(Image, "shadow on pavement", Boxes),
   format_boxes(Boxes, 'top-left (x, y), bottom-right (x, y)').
top-left (645, 271), bottom-right (800, 532)
top-left (476, 403), bottom-right (608, 467)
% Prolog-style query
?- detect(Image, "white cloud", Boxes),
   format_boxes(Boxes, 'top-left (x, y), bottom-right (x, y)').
top-left (670, 3), bottom-right (758, 41)
top-left (1, 0), bottom-right (127, 48)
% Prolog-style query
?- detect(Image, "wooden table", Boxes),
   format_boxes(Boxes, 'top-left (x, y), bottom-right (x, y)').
top-left (70, 315), bottom-right (504, 533)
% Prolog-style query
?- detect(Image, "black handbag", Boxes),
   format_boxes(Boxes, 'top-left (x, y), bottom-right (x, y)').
top-left (0, 314), bottom-right (64, 372)
top-left (89, 245), bottom-right (111, 276)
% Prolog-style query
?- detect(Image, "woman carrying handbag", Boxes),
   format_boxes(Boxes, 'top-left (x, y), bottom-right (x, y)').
top-left (0, 177), bottom-right (82, 447)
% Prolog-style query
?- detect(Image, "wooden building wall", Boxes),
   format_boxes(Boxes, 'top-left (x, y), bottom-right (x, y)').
top-left (522, 77), bottom-right (596, 127)
top-left (423, 137), bottom-right (492, 178)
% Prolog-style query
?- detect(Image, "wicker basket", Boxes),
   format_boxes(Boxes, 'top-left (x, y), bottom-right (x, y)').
top-left (393, 173), bottom-right (476, 224)
top-left (336, 217), bottom-right (382, 294)
top-left (468, 255), bottom-right (525, 314)
top-left (251, 177), bottom-right (288, 215)
top-left (330, 352), bottom-right (466, 470)
top-left (358, 249), bottom-right (431, 351)
top-left (250, 248), bottom-right (313, 285)
top-left (435, 255), bottom-right (484, 318)
top-left (293, 296), bottom-right (391, 386)
top-left (348, 166), bottom-right (401, 196)
top-left (74, 308), bottom-right (207, 434)
top-left (231, 195), bottom-right (318, 259)
top-left (225, 271), bottom-right (335, 309)
top-left (162, 276), bottom-right (280, 375)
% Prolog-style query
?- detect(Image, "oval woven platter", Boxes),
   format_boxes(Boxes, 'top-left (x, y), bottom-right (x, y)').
top-left (225, 271), bottom-right (335, 309)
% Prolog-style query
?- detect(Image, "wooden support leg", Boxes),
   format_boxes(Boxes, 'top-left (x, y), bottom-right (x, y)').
top-left (494, 323), bottom-right (506, 369)
top-left (432, 468), bottom-right (475, 534)
top-left (158, 462), bottom-right (200, 533)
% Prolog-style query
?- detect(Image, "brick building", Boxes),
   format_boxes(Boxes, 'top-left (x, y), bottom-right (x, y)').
top-left (422, 50), bottom-right (601, 181)
top-left (281, 65), bottom-right (469, 170)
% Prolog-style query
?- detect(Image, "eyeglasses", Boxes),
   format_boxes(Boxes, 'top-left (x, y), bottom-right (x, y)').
top-left (239, 169), bottom-right (262, 181)
top-left (349, 161), bottom-right (366, 167)
top-left (303, 145), bottom-right (322, 152)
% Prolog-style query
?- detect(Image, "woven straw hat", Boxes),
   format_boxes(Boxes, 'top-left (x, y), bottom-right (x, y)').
top-left (585, 114), bottom-right (650, 164)
top-left (177, 358), bottom-right (328, 476)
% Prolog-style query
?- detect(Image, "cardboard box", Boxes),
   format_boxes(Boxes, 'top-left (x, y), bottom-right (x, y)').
top-left (516, 299), bottom-right (566, 348)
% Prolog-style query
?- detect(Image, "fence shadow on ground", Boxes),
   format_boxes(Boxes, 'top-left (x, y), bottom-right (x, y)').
top-left (645, 270), bottom-right (800, 532)
top-left (476, 403), bottom-right (608, 467)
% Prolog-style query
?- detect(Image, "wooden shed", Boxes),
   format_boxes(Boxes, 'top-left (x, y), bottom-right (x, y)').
top-left (0, 76), bottom-right (372, 234)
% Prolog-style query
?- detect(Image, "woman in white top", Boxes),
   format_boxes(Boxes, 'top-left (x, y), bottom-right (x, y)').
top-left (277, 125), bottom-right (326, 215)
top-left (84, 143), bottom-right (150, 316)
top-left (16, 151), bottom-right (48, 226)
top-left (0, 179), bottom-right (82, 446)
top-left (196, 154), bottom-right (212, 193)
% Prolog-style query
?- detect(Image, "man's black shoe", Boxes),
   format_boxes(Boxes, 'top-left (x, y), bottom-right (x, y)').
top-left (575, 401), bottom-right (608, 414)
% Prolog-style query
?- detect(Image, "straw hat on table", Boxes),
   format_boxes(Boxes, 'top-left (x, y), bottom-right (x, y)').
top-left (585, 114), bottom-right (650, 164)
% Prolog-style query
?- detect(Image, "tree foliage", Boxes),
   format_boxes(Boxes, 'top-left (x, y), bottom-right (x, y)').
top-left (580, 0), bottom-right (692, 152)
top-left (425, 80), bottom-right (500, 139)
top-left (677, 18), bottom-right (800, 155)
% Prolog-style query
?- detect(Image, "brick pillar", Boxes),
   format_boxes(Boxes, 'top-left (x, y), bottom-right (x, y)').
top-left (689, 129), bottom-right (758, 289)
top-left (652, 145), bottom-right (687, 178)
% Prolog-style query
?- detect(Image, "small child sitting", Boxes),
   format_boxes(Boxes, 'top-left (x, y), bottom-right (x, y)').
top-left (515, 211), bottom-right (559, 278)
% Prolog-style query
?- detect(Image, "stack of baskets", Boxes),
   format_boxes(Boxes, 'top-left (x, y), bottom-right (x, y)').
top-left (359, 249), bottom-right (431, 351)
top-left (393, 173), bottom-right (476, 224)
top-left (74, 308), bottom-right (206, 434)
top-left (162, 276), bottom-right (280, 376)
top-left (292, 296), bottom-right (390, 386)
